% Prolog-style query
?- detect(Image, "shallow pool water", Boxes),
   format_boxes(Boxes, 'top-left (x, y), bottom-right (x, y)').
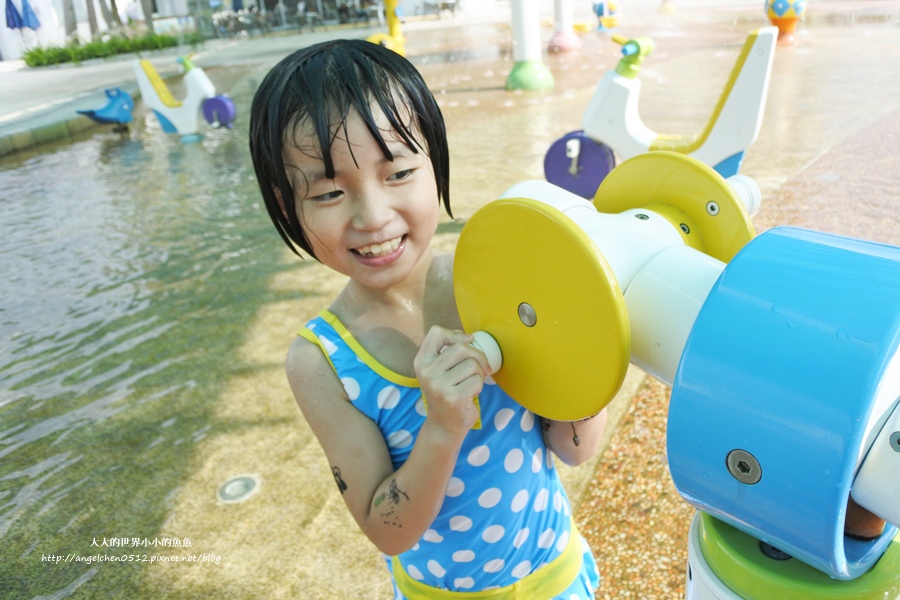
top-left (0, 67), bottom-right (289, 596)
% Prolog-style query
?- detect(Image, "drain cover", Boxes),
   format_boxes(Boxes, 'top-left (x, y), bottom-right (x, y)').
top-left (218, 475), bottom-right (260, 503)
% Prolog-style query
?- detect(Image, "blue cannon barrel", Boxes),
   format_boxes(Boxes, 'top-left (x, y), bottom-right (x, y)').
top-left (668, 226), bottom-right (900, 580)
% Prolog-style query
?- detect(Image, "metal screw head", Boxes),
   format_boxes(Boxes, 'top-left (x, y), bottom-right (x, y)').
top-left (726, 449), bottom-right (761, 484)
top-left (634, 213), bottom-right (650, 220)
top-left (759, 542), bottom-right (792, 561)
top-left (706, 201), bottom-right (720, 216)
top-left (680, 223), bottom-right (690, 234)
top-left (518, 303), bottom-right (537, 327)
top-left (890, 431), bottom-right (900, 453)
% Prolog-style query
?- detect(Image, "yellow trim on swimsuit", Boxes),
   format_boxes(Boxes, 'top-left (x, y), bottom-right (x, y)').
top-left (299, 310), bottom-right (482, 429)
top-left (391, 517), bottom-right (584, 599)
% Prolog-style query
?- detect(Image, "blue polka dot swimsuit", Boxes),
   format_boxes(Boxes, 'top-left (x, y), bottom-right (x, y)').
top-left (301, 311), bottom-right (600, 599)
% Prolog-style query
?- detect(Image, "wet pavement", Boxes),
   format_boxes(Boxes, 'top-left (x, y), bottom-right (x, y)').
top-left (2, 0), bottom-right (899, 597)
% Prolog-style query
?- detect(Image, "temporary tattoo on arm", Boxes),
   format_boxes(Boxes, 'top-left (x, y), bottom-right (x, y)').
top-left (332, 466), bottom-right (348, 494)
top-left (374, 479), bottom-right (409, 528)
top-left (388, 479), bottom-right (410, 503)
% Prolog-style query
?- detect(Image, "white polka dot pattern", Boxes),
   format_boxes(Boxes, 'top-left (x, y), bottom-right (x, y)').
top-left (503, 449), bottom-right (524, 473)
top-left (318, 335), bottom-right (338, 356)
top-left (520, 411), bottom-right (535, 432)
top-left (511, 561), bottom-right (532, 579)
top-left (513, 527), bottom-right (530, 548)
top-left (452, 550), bottom-right (475, 563)
top-left (449, 516), bottom-right (472, 532)
top-left (467, 445), bottom-right (490, 466)
top-left (407, 564), bottom-right (424, 580)
top-left (342, 377), bottom-right (360, 401)
top-left (494, 408), bottom-right (515, 431)
top-left (556, 530), bottom-right (571, 553)
top-left (445, 477), bottom-right (464, 498)
top-left (510, 489), bottom-right (529, 513)
top-left (478, 488), bottom-right (502, 508)
top-left (423, 530), bottom-right (443, 543)
top-left (427, 560), bottom-right (446, 577)
top-left (386, 430), bottom-right (412, 449)
top-left (377, 385), bottom-right (400, 409)
top-left (306, 315), bottom-right (598, 597)
top-left (531, 448), bottom-right (544, 473)
top-left (481, 525), bottom-right (505, 543)
top-left (483, 558), bottom-right (505, 573)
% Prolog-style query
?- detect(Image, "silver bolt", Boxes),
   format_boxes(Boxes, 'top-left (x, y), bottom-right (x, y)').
top-left (518, 303), bottom-right (537, 327)
top-left (680, 223), bottom-right (690, 234)
top-left (759, 542), bottom-right (792, 561)
top-left (706, 201), bottom-right (720, 216)
top-left (726, 449), bottom-right (761, 485)
top-left (890, 431), bottom-right (900, 453)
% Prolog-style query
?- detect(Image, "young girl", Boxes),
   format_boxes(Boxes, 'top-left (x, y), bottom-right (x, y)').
top-left (249, 39), bottom-right (607, 599)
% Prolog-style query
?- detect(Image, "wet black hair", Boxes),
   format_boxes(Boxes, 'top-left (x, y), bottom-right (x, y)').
top-left (249, 39), bottom-right (451, 257)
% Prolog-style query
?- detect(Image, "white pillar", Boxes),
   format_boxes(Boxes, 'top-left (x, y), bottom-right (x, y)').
top-left (548, 0), bottom-right (581, 53)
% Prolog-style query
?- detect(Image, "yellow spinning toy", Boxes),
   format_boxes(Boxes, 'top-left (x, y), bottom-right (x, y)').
top-left (455, 152), bottom-right (757, 421)
top-left (366, 0), bottom-right (405, 56)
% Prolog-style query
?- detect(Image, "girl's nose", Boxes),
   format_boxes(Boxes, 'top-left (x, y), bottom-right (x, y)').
top-left (352, 190), bottom-right (394, 231)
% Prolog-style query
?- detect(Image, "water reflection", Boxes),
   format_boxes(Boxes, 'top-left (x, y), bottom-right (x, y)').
top-left (0, 71), bottom-right (285, 596)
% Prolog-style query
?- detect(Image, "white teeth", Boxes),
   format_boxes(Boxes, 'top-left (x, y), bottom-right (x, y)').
top-left (356, 237), bottom-right (402, 257)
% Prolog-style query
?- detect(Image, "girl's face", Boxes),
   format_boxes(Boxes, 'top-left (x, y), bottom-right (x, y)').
top-left (284, 107), bottom-right (441, 291)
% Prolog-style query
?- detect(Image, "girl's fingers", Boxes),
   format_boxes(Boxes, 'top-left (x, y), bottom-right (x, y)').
top-left (415, 326), bottom-right (492, 405)
top-left (418, 326), bottom-right (472, 361)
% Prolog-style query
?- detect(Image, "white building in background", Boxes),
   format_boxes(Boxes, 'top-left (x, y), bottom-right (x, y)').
top-left (0, 0), bottom-right (485, 61)
top-left (0, 0), bottom-right (190, 61)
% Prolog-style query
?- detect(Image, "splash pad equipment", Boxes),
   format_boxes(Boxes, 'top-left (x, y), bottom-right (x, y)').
top-left (545, 28), bottom-right (777, 198)
top-left (548, 0), bottom-right (582, 53)
top-left (76, 87), bottom-right (134, 132)
top-left (454, 152), bottom-right (900, 597)
top-left (366, 0), bottom-right (405, 55)
top-left (766, 0), bottom-right (807, 45)
top-left (592, 1), bottom-right (618, 31)
top-left (133, 56), bottom-right (236, 139)
top-left (506, 0), bottom-right (554, 91)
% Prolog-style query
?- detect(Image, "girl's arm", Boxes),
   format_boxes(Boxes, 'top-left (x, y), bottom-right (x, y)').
top-left (286, 327), bottom-right (489, 556)
top-left (542, 408), bottom-right (608, 466)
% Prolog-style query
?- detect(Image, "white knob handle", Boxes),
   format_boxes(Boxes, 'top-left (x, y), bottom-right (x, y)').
top-left (470, 331), bottom-right (503, 374)
top-left (726, 174), bottom-right (762, 217)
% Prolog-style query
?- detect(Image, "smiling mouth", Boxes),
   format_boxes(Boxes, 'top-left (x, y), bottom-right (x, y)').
top-left (353, 235), bottom-right (405, 258)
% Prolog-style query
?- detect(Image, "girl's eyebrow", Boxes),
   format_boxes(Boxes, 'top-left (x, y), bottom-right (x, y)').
top-left (303, 168), bottom-right (329, 184)
top-left (285, 163), bottom-right (327, 187)
top-left (383, 141), bottom-right (420, 160)
top-left (294, 136), bottom-right (418, 186)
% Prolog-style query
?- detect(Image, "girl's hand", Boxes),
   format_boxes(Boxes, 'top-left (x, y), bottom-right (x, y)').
top-left (414, 325), bottom-right (491, 442)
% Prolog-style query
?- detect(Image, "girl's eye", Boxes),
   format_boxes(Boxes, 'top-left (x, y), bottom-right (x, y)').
top-left (388, 169), bottom-right (414, 182)
top-left (308, 190), bottom-right (343, 202)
